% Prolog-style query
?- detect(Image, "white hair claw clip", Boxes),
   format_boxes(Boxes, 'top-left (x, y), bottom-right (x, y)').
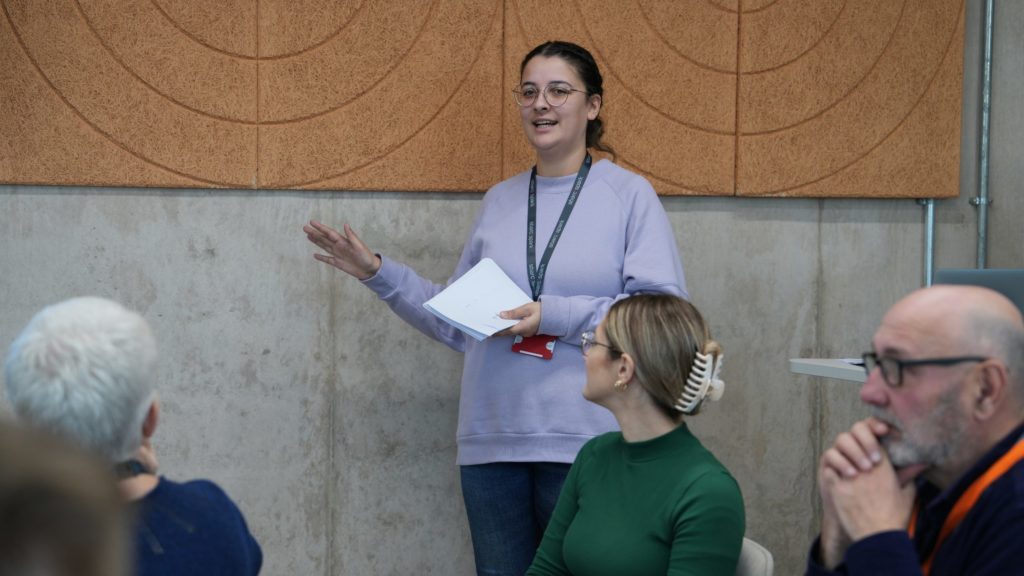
top-left (675, 352), bottom-right (725, 414)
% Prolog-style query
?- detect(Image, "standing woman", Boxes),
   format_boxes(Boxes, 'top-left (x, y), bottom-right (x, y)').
top-left (305, 40), bottom-right (686, 575)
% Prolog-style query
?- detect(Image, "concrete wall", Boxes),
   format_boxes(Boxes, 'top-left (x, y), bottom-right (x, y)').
top-left (1, 2), bottom-right (1021, 574)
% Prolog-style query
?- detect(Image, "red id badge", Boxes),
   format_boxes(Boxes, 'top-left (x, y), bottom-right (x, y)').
top-left (511, 335), bottom-right (556, 360)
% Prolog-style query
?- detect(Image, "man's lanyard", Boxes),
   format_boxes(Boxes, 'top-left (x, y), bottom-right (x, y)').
top-left (908, 436), bottom-right (1024, 575)
top-left (527, 154), bottom-right (592, 301)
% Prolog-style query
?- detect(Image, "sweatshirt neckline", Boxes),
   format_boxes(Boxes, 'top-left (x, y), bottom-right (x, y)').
top-left (533, 160), bottom-right (602, 194)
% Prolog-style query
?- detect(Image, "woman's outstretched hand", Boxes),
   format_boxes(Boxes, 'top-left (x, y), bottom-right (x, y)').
top-left (304, 220), bottom-right (381, 280)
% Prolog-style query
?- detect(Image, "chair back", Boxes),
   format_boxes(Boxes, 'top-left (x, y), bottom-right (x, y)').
top-left (734, 537), bottom-right (773, 576)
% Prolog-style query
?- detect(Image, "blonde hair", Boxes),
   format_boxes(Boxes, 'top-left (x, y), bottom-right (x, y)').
top-left (603, 294), bottom-right (721, 420)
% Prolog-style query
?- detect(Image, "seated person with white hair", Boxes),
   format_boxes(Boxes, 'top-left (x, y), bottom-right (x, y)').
top-left (4, 297), bottom-right (262, 576)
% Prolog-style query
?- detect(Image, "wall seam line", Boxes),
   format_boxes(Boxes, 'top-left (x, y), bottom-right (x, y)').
top-left (811, 197), bottom-right (825, 540)
top-left (500, 0), bottom-right (506, 182)
top-left (733, 1), bottom-right (742, 196)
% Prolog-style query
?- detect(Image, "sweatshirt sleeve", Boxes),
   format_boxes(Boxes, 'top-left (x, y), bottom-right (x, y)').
top-left (537, 174), bottom-right (687, 342)
top-left (360, 255), bottom-right (467, 352)
top-left (359, 200), bottom-right (491, 353)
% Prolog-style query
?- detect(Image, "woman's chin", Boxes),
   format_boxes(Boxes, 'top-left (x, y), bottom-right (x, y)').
top-left (581, 385), bottom-right (598, 403)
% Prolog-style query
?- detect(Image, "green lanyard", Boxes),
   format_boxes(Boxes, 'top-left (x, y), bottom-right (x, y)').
top-left (526, 154), bottom-right (592, 301)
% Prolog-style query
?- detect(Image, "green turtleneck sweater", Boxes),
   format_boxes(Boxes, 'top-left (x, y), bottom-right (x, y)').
top-left (527, 423), bottom-right (745, 576)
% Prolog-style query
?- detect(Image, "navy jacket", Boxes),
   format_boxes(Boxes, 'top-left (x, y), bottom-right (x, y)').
top-left (807, 423), bottom-right (1024, 576)
top-left (134, 477), bottom-right (262, 576)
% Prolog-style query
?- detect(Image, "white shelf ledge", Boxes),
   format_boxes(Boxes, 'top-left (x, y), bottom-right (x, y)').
top-left (789, 358), bottom-right (866, 383)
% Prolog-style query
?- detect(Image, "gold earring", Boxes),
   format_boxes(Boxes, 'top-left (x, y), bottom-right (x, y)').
top-left (614, 379), bottom-right (628, 392)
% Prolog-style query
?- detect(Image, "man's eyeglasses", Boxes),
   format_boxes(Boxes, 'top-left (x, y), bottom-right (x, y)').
top-left (512, 83), bottom-right (588, 108)
top-left (861, 352), bottom-right (988, 388)
top-left (581, 331), bottom-right (619, 356)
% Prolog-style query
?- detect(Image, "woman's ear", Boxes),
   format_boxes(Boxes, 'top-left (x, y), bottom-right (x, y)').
top-left (617, 353), bottom-right (635, 386)
top-left (587, 93), bottom-right (602, 120)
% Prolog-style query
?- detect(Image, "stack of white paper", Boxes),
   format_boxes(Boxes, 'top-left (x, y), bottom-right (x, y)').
top-left (423, 258), bottom-right (533, 341)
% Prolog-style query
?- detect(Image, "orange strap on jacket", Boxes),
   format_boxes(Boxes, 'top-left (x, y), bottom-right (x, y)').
top-left (907, 439), bottom-right (1024, 575)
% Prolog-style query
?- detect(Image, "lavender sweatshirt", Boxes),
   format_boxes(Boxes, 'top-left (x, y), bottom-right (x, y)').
top-left (363, 159), bottom-right (687, 465)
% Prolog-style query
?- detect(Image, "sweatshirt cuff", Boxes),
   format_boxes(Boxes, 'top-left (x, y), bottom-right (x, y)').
top-left (361, 254), bottom-right (399, 297)
top-left (538, 295), bottom-right (571, 338)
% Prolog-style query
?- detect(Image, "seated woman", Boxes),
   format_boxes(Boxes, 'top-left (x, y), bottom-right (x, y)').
top-left (527, 294), bottom-right (745, 575)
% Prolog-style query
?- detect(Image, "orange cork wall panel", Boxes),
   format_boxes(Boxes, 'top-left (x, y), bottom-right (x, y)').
top-left (259, 0), bottom-right (503, 191)
top-left (154, 0), bottom-right (257, 57)
top-left (257, 0), bottom-right (359, 58)
top-left (736, 0), bottom-right (965, 198)
top-left (304, 6), bottom-right (504, 193)
top-left (0, 0), bottom-right (257, 188)
top-left (503, 0), bottom-right (738, 195)
top-left (0, 8), bottom-right (190, 187)
top-left (0, 0), bottom-right (964, 196)
top-left (0, 0), bottom-right (502, 191)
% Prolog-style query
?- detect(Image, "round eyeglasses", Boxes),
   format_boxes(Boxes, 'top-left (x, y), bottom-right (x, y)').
top-left (861, 351), bottom-right (988, 388)
top-left (512, 83), bottom-right (588, 108)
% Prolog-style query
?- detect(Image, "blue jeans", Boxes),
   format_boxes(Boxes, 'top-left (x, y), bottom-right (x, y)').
top-left (460, 462), bottom-right (572, 576)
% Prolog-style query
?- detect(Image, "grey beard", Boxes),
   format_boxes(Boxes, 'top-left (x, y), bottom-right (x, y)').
top-left (869, 403), bottom-right (964, 470)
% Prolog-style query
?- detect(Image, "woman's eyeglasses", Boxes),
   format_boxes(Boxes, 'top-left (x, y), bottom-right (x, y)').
top-left (512, 83), bottom-right (587, 108)
top-left (581, 331), bottom-right (619, 356)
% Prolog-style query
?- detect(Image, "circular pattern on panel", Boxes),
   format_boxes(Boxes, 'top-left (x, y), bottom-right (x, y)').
top-left (2, 0), bottom-right (962, 193)
top-left (511, 0), bottom-right (962, 195)
top-left (517, 0), bottom-right (740, 193)
top-left (738, 0), bottom-right (963, 194)
top-left (1, 0), bottom-right (499, 187)
top-left (151, 0), bottom-right (366, 59)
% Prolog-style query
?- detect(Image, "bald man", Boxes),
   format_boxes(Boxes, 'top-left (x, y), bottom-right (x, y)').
top-left (807, 285), bottom-right (1024, 576)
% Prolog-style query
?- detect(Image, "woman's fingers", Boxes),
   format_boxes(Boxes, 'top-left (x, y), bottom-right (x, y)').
top-left (310, 234), bottom-right (341, 255)
top-left (499, 302), bottom-right (533, 320)
top-left (306, 221), bottom-right (354, 255)
top-left (308, 220), bottom-right (336, 236)
top-left (342, 224), bottom-right (371, 256)
top-left (305, 221), bottom-right (380, 279)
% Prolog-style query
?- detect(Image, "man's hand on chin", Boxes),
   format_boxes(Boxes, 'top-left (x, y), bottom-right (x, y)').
top-left (815, 416), bottom-right (929, 567)
top-left (826, 451), bottom-right (919, 541)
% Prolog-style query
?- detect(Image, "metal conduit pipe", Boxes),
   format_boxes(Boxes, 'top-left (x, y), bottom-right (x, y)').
top-left (973, 0), bottom-right (995, 268)
top-left (921, 199), bottom-right (936, 286)
top-left (921, 1), bottom-right (995, 286)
